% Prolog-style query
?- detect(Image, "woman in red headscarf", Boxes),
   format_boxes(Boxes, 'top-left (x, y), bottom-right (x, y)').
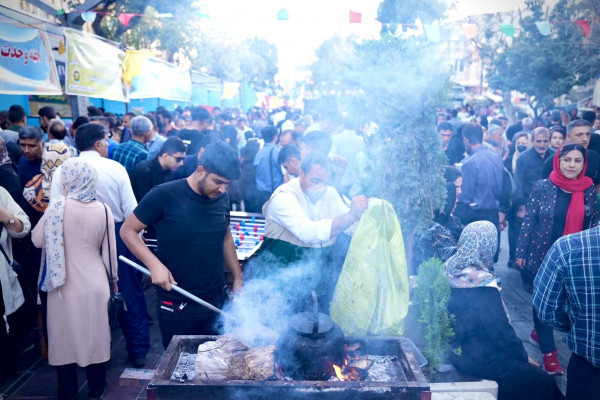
top-left (516, 143), bottom-right (600, 375)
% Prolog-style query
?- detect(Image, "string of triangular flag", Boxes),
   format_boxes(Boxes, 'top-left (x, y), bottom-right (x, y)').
top-left (57, 8), bottom-right (366, 25)
top-left (56, 7), bottom-right (593, 37)
top-left (58, 9), bottom-right (210, 25)
top-left (423, 19), bottom-right (593, 42)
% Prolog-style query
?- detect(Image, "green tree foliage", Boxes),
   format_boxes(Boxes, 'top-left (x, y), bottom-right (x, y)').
top-left (413, 258), bottom-right (454, 371)
top-left (342, 36), bottom-right (449, 238)
top-left (239, 38), bottom-right (279, 88)
top-left (73, 0), bottom-right (278, 84)
top-left (487, 0), bottom-right (600, 116)
top-left (377, 0), bottom-right (448, 34)
top-left (309, 33), bottom-right (449, 242)
top-left (311, 37), bottom-right (355, 86)
top-left (308, 1), bottom-right (451, 241)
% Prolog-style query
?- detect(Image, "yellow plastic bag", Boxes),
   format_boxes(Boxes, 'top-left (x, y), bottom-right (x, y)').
top-left (330, 199), bottom-right (409, 336)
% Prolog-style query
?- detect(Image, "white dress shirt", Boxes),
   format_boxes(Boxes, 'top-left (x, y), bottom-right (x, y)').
top-left (264, 178), bottom-right (351, 247)
top-left (50, 151), bottom-right (137, 223)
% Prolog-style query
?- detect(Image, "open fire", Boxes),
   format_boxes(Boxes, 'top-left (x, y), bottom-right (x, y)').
top-left (331, 343), bottom-right (371, 381)
top-left (154, 335), bottom-right (430, 400)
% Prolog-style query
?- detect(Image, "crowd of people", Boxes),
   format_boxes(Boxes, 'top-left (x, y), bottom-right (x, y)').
top-left (1, 98), bottom-right (599, 399)
top-left (0, 102), bottom-right (371, 399)
top-left (434, 105), bottom-right (600, 400)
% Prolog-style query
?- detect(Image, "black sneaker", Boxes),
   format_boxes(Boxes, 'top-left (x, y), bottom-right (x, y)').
top-left (133, 356), bottom-right (147, 368)
top-left (89, 381), bottom-right (108, 400)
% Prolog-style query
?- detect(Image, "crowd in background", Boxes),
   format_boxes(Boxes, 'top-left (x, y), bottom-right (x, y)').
top-left (431, 104), bottom-right (600, 400)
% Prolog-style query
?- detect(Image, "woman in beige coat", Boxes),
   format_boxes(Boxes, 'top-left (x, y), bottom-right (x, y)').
top-left (32, 158), bottom-right (117, 400)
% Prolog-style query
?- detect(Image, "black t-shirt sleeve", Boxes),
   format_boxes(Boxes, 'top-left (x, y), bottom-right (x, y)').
top-left (133, 185), bottom-right (165, 227)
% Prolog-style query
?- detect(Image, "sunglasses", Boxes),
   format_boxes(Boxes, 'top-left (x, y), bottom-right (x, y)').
top-left (171, 155), bottom-right (185, 162)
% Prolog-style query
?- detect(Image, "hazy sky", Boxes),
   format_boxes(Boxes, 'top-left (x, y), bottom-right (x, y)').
top-left (450, 0), bottom-right (529, 20)
top-left (201, 0), bottom-right (530, 80)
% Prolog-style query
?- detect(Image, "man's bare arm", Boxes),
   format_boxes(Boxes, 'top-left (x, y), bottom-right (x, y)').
top-left (330, 195), bottom-right (368, 238)
top-left (120, 213), bottom-right (177, 291)
top-left (223, 229), bottom-right (243, 293)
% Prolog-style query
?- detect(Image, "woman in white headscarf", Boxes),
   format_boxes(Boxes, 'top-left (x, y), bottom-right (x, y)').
top-left (445, 221), bottom-right (564, 400)
top-left (32, 158), bottom-right (117, 400)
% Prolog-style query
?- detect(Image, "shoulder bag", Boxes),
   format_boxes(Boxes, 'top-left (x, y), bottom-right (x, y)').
top-left (0, 224), bottom-right (12, 267)
top-left (103, 204), bottom-right (126, 329)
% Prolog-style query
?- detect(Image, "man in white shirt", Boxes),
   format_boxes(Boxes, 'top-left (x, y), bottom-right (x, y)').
top-left (257, 151), bottom-right (368, 311)
top-left (51, 123), bottom-right (149, 367)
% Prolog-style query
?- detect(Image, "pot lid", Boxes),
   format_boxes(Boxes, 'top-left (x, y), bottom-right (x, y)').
top-left (288, 291), bottom-right (335, 335)
top-left (289, 311), bottom-right (334, 335)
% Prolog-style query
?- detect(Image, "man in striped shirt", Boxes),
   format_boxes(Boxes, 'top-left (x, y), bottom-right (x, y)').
top-left (534, 226), bottom-right (600, 399)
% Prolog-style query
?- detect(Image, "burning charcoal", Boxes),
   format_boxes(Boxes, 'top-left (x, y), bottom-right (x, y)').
top-left (365, 355), bottom-right (400, 382)
top-left (171, 352), bottom-right (196, 381)
top-left (345, 343), bottom-right (361, 352)
top-left (349, 358), bottom-right (372, 370)
top-left (348, 368), bottom-right (361, 381)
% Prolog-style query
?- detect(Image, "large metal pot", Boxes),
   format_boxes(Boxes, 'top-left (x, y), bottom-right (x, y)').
top-left (277, 291), bottom-right (345, 380)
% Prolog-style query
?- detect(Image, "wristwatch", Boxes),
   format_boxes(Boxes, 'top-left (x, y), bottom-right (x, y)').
top-left (7, 215), bottom-right (14, 224)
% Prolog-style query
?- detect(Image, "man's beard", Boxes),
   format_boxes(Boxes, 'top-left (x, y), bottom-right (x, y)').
top-left (197, 175), bottom-right (210, 197)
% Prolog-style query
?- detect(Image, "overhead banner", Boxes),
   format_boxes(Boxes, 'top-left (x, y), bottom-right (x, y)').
top-left (125, 51), bottom-right (191, 101)
top-left (64, 28), bottom-right (126, 101)
top-left (0, 22), bottom-right (61, 95)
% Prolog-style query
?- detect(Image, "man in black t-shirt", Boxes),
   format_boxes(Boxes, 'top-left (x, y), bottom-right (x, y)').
top-left (176, 106), bottom-right (213, 155)
top-left (120, 142), bottom-right (243, 348)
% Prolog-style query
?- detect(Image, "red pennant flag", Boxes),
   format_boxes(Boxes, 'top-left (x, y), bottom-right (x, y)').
top-left (118, 13), bottom-right (135, 26)
top-left (349, 10), bottom-right (361, 23)
top-left (575, 20), bottom-right (591, 37)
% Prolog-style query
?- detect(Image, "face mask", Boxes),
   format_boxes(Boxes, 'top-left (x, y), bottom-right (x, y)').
top-left (305, 187), bottom-right (326, 203)
top-left (517, 145), bottom-right (528, 153)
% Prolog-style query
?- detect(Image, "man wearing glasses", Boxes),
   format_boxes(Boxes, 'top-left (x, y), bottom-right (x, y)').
top-left (130, 136), bottom-right (187, 203)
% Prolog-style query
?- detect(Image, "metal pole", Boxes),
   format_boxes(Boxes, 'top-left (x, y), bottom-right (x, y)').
top-left (118, 256), bottom-right (228, 316)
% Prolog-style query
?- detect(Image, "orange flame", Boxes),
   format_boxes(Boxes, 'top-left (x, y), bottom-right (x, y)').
top-left (333, 364), bottom-right (345, 381)
top-left (332, 343), bottom-right (366, 381)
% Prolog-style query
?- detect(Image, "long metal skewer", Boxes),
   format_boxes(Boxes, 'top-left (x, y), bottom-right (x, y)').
top-left (119, 255), bottom-right (227, 316)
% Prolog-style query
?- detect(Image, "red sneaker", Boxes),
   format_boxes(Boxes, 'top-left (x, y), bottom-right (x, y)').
top-left (529, 329), bottom-right (540, 347)
top-left (543, 351), bottom-right (564, 375)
